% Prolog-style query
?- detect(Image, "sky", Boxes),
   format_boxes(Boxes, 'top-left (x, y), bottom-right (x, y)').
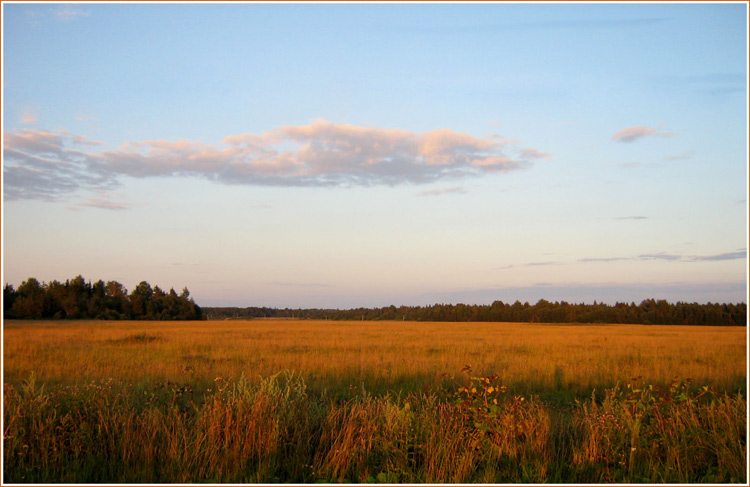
top-left (2, 2), bottom-right (748, 308)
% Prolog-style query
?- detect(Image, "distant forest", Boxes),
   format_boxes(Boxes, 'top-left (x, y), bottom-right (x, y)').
top-left (205, 299), bottom-right (747, 326)
top-left (3, 276), bottom-right (746, 325)
top-left (3, 276), bottom-right (202, 320)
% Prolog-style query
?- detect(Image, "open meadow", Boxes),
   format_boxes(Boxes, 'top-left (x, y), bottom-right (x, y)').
top-left (3, 319), bottom-right (747, 483)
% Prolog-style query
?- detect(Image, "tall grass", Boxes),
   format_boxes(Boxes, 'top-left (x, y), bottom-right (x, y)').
top-left (572, 378), bottom-right (746, 483)
top-left (3, 319), bottom-right (746, 483)
top-left (3, 370), bottom-right (745, 483)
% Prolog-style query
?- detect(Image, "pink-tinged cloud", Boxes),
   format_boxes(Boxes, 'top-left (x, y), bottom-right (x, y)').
top-left (611, 126), bottom-right (674, 143)
top-left (4, 129), bottom-right (66, 155)
top-left (3, 120), bottom-right (549, 201)
top-left (55, 129), bottom-right (104, 146)
top-left (73, 195), bottom-right (131, 211)
top-left (418, 129), bottom-right (496, 165)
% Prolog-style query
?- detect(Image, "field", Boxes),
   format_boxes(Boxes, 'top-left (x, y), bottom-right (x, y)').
top-left (3, 319), bottom-right (747, 483)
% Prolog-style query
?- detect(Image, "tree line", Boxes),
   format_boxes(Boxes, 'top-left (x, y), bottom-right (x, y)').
top-left (3, 278), bottom-right (745, 325)
top-left (3, 276), bottom-right (203, 320)
top-left (204, 299), bottom-right (746, 326)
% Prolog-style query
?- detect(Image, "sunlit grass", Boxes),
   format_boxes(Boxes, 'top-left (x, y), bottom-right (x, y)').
top-left (2, 319), bottom-right (746, 483)
top-left (3, 319), bottom-right (745, 397)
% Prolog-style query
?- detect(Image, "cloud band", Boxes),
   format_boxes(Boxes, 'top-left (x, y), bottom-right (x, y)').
top-left (3, 120), bottom-right (549, 201)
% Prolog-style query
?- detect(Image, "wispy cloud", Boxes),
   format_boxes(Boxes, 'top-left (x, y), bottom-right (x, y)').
top-left (408, 17), bottom-right (667, 36)
top-left (3, 120), bottom-right (548, 201)
top-left (417, 186), bottom-right (467, 197)
top-left (428, 281), bottom-right (746, 306)
top-left (3, 129), bottom-right (114, 201)
top-left (268, 282), bottom-right (330, 288)
top-left (580, 249), bottom-right (747, 264)
top-left (20, 113), bottom-right (37, 124)
top-left (519, 148), bottom-right (551, 160)
top-left (614, 216), bottom-right (648, 220)
top-left (612, 161), bottom-right (655, 168)
top-left (496, 261), bottom-right (563, 270)
top-left (611, 126), bottom-right (674, 143)
top-left (22, 4), bottom-right (91, 26)
top-left (638, 253), bottom-right (683, 261)
top-left (71, 194), bottom-right (131, 211)
top-left (578, 257), bottom-right (629, 263)
top-left (53, 4), bottom-right (91, 21)
top-left (664, 150), bottom-right (695, 161)
top-left (688, 250), bottom-right (747, 262)
top-left (54, 129), bottom-right (104, 147)
top-left (510, 18), bottom-right (668, 31)
top-left (661, 73), bottom-right (745, 96)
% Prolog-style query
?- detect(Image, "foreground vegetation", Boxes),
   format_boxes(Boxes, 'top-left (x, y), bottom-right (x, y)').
top-left (3, 320), bottom-right (746, 483)
top-left (4, 370), bottom-right (745, 483)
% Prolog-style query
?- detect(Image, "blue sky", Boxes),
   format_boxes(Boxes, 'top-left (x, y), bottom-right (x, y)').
top-left (2, 2), bottom-right (747, 308)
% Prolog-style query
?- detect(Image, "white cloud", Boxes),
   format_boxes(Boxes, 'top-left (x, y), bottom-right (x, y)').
top-left (3, 120), bottom-right (549, 201)
top-left (53, 5), bottom-right (91, 21)
top-left (611, 126), bottom-right (674, 143)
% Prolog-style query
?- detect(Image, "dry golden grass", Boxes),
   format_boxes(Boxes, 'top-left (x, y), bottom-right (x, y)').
top-left (3, 319), bottom-right (746, 483)
top-left (3, 319), bottom-right (746, 396)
